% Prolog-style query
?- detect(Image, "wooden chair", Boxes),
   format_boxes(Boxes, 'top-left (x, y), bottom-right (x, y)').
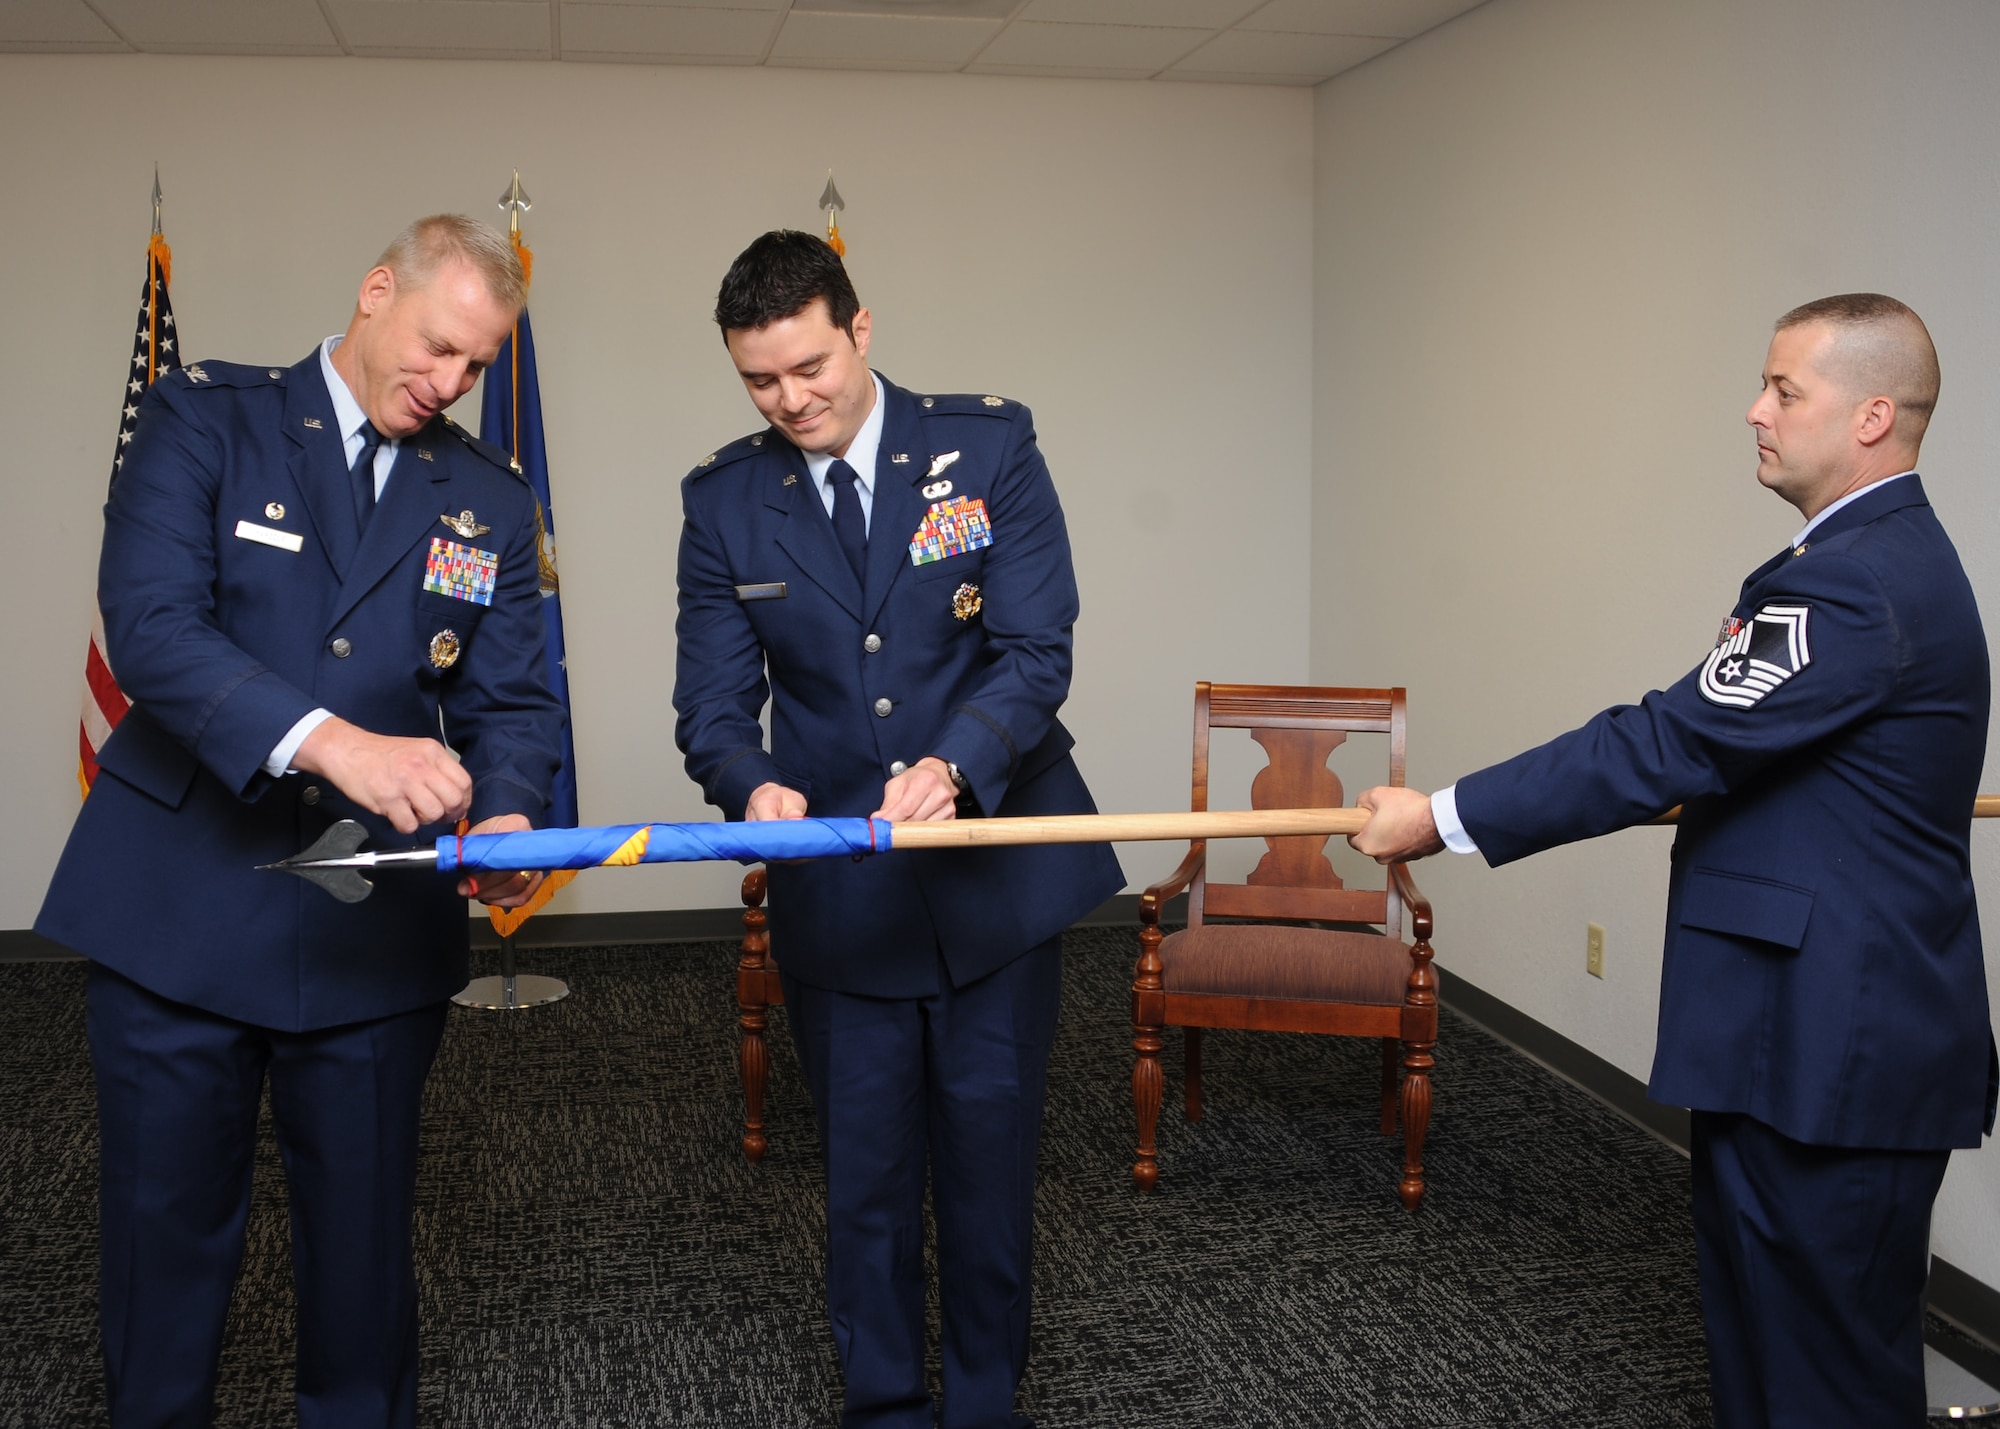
top-left (1131, 683), bottom-right (1439, 1210)
top-left (736, 866), bottom-right (781, 1162)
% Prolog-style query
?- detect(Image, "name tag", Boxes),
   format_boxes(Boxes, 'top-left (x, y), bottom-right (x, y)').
top-left (734, 582), bottom-right (789, 602)
top-left (235, 519), bottom-right (303, 553)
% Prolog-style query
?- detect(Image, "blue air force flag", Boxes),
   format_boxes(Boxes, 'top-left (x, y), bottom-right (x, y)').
top-left (1699, 604), bottom-right (1812, 708)
top-left (480, 308), bottom-right (579, 825)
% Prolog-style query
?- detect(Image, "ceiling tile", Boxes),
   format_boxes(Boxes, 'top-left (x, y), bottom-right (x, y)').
top-left (1163, 67), bottom-right (1321, 85)
top-left (768, 11), bottom-right (1000, 67)
top-left (975, 20), bottom-right (1208, 70)
top-left (1168, 26), bottom-right (1393, 75)
top-left (560, 4), bottom-right (773, 58)
top-left (333, 1), bottom-right (553, 56)
top-left (790, 0), bottom-right (1015, 16)
top-left (89, 0), bottom-right (340, 52)
top-left (0, 0), bottom-right (128, 49)
top-left (577, 0), bottom-right (777, 7)
top-left (1017, 0), bottom-right (1256, 26)
top-left (1237, 0), bottom-right (1481, 41)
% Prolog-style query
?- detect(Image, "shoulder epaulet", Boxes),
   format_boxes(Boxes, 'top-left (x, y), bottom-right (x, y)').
top-left (686, 429), bottom-right (777, 481)
top-left (438, 414), bottom-right (528, 484)
top-left (914, 392), bottom-right (1019, 418)
top-left (168, 359), bottom-right (288, 391)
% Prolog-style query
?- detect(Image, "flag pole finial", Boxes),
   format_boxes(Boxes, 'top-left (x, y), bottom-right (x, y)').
top-left (819, 171), bottom-right (846, 257)
top-left (150, 164), bottom-right (163, 236)
top-left (498, 169), bottom-right (532, 236)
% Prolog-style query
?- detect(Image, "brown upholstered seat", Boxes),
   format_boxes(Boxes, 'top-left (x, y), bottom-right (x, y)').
top-left (1159, 925), bottom-right (1414, 1006)
top-left (1132, 683), bottom-right (1440, 1209)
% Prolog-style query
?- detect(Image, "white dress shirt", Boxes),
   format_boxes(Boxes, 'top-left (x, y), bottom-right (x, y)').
top-left (260, 339), bottom-right (406, 776)
top-left (802, 373), bottom-right (886, 536)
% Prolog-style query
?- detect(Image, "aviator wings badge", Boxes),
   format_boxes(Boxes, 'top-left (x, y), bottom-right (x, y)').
top-left (441, 510), bottom-right (491, 539)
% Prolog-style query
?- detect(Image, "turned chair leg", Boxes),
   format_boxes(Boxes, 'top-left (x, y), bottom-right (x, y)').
top-left (1378, 1037), bottom-right (1399, 1133)
top-left (738, 869), bottom-right (771, 1164)
top-left (1133, 914), bottom-right (1167, 1193)
top-left (1397, 1035), bottom-right (1434, 1210)
top-left (1183, 1026), bottom-right (1204, 1123)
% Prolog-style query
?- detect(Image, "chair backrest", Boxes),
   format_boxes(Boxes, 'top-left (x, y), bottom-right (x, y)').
top-left (1187, 683), bottom-right (1407, 939)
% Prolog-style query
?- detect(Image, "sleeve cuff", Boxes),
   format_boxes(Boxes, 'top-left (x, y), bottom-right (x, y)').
top-left (265, 708), bottom-right (334, 778)
top-left (1432, 784), bottom-right (1480, 856)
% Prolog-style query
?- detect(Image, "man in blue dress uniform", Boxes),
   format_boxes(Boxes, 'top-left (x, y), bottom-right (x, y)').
top-left (37, 215), bottom-right (564, 1428)
top-left (1350, 294), bottom-right (1995, 1427)
top-left (673, 231), bottom-right (1122, 1428)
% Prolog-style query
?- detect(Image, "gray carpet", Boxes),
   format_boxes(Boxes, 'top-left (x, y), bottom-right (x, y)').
top-left (3, 929), bottom-right (1721, 1427)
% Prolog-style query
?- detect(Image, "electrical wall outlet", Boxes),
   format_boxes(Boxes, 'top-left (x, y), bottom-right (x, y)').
top-left (1586, 923), bottom-right (1606, 979)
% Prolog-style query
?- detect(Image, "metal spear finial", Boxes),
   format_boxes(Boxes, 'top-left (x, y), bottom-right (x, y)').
top-left (498, 170), bottom-right (532, 236)
top-left (151, 164), bottom-right (163, 236)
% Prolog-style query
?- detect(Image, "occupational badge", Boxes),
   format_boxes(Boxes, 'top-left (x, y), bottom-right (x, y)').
top-left (424, 538), bottom-right (500, 606)
top-left (922, 479), bottom-right (954, 500)
top-left (264, 502), bottom-right (285, 520)
top-left (1699, 604), bottom-right (1811, 708)
top-left (441, 509), bottom-right (490, 539)
top-left (927, 451), bottom-right (962, 479)
top-left (951, 583), bottom-right (982, 621)
top-left (428, 629), bottom-right (462, 670)
top-left (908, 495), bottom-right (994, 567)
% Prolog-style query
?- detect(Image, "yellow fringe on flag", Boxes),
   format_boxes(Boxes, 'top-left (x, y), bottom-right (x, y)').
top-left (512, 232), bottom-right (534, 292)
top-left (604, 826), bottom-right (652, 866)
top-left (487, 867), bottom-right (577, 939)
top-left (147, 233), bottom-right (172, 288)
top-left (826, 222), bottom-right (846, 258)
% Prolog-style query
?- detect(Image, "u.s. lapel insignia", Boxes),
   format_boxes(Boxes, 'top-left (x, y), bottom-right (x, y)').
top-left (302, 416), bottom-right (324, 430)
top-left (441, 510), bottom-right (491, 539)
top-left (951, 583), bottom-right (982, 621)
top-left (184, 364), bottom-right (210, 383)
top-left (265, 502), bottom-right (286, 521)
top-left (890, 453), bottom-right (911, 464)
top-left (1792, 543), bottom-right (1809, 558)
top-left (428, 629), bottom-right (462, 670)
top-left (418, 448), bottom-right (434, 462)
top-left (927, 451), bottom-right (961, 479)
top-left (782, 473), bottom-right (798, 486)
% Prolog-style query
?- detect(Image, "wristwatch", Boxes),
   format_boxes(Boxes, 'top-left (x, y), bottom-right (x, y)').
top-left (942, 761), bottom-right (969, 793)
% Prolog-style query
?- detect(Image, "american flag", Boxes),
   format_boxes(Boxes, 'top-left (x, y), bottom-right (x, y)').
top-left (78, 232), bottom-right (180, 797)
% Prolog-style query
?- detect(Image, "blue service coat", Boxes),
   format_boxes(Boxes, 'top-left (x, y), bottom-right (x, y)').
top-left (38, 352), bottom-right (564, 1031)
top-left (673, 375), bottom-right (1123, 997)
top-left (1457, 477), bottom-right (1995, 1150)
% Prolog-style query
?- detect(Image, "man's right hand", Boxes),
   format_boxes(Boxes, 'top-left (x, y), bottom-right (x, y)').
top-left (294, 716), bottom-right (473, 834)
top-left (745, 782), bottom-right (809, 822)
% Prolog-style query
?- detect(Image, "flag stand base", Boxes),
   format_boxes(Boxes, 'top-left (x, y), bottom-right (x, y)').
top-left (452, 932), bottom-right (569, 1011)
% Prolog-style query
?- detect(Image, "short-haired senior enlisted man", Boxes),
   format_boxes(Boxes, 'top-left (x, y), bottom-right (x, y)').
top-left (37, 215), bottom-right (565, 1428)
top-left (673, 231), bottom-right (1123, 1428)
top-left (1350, 294), bottom-right (1995, 1428)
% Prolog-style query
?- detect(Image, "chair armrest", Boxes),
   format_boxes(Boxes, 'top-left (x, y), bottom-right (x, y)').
top-left (1140, 845), bottom-right (1205, 926)
top-left (1388, 861), bottom-right (1432, 943)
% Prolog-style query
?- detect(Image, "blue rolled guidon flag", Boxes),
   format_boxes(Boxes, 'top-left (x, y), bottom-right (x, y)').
top-left (480, 305), bottom-right (579, 827)
top-left (436, 818), bottom-right (892, 874)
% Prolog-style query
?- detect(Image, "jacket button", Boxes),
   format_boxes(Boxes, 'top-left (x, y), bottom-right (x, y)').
top-left (330, 637), bottom-right (352, 658)
top-left (889, 760), bottom-right (907, 775)
top-left (864, 633), bottom-right (882, 653)
top-left (302, 785), bottom-right (321, 805)
top-left (873, 697), bottom-right (893, 718)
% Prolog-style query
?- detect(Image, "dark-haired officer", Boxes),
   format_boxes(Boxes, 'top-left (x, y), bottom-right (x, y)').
top-left (1351, 294), bottom-right (1995, 1429)
top-left (38, 215), bottom-right (563, 1428)
top-left (673, 230), bottom-right (1122, 1428)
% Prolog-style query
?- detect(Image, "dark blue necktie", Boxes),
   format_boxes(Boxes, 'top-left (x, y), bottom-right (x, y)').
top-left (350, 421), bottom-right (382, 533)
top-left (826, 458), bottom-right (867, 584)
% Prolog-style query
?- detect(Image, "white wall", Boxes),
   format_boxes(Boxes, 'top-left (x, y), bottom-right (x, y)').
top-left (0, 53), bottom-right (1313, 924)
top-left (1312, 0), bottom-right (2000, 1289)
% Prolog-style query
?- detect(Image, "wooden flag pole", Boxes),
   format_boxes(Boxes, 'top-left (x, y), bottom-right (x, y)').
top-left (890, 796), bottom-right (2000, 849)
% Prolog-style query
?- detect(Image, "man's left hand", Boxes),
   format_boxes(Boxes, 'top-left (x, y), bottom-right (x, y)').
top-left (872, 758), bottom-right (960, 823)
top-left (456, 813), bottom-right (546, 907)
